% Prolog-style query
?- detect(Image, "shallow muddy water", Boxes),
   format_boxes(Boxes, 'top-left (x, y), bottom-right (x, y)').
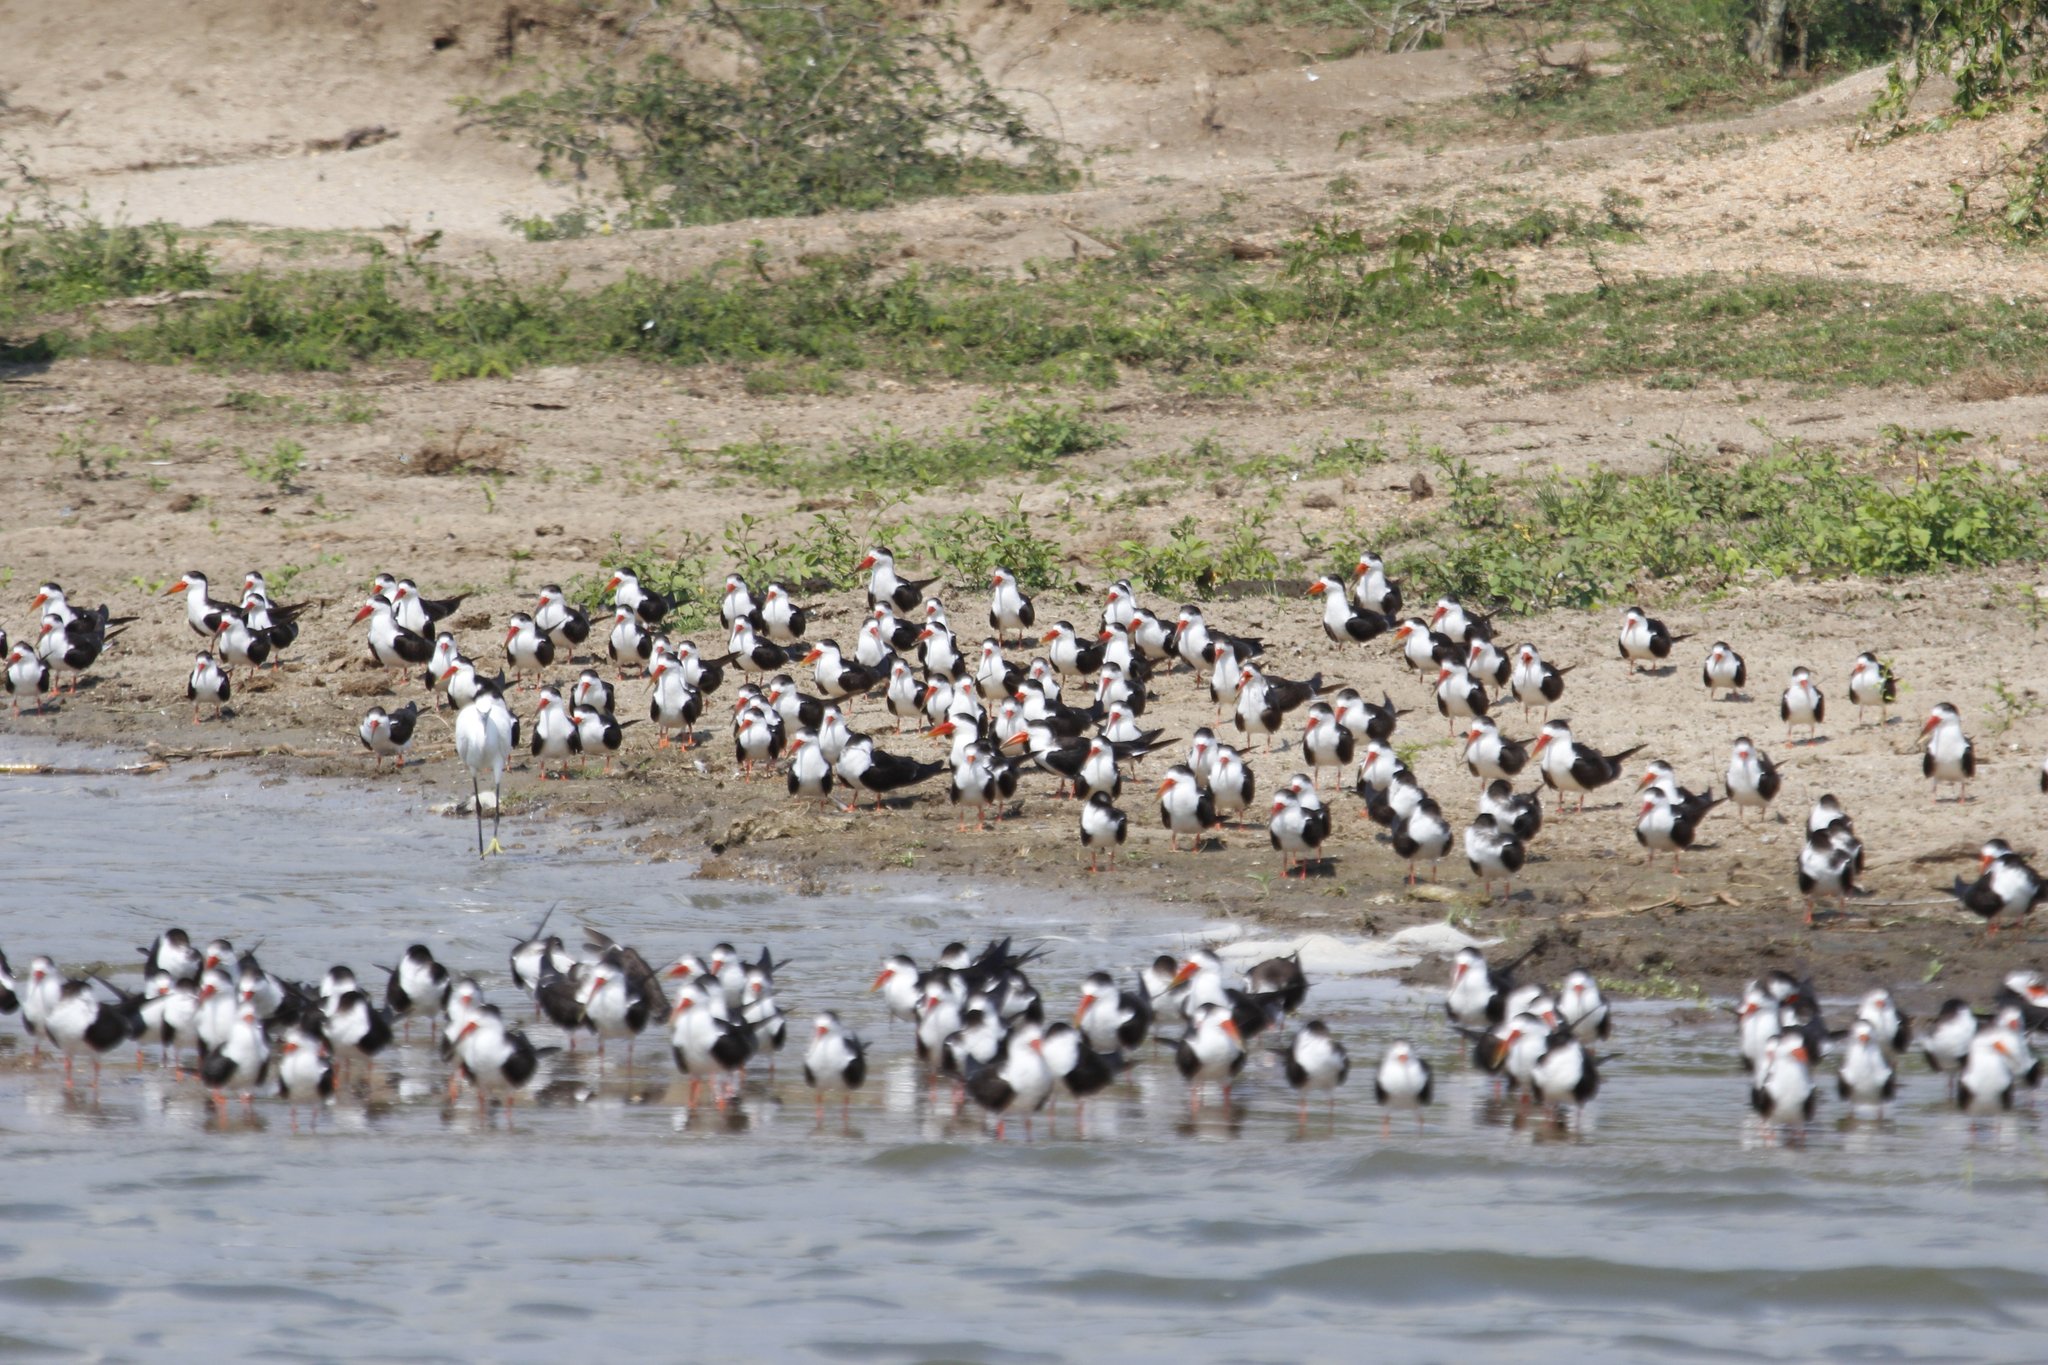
top-left (1, 744), bottom-right (2045, 1363)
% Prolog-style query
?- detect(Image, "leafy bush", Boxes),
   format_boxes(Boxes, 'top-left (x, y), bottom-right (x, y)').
top-left (0, 181), bottom-right (213, 328)
top-left (915, 496), bottom-right (1070, 588)
top-left (463, 0), bottom-right (1071, 229)
top-left (1107, 509), bottom-right (1282, 596)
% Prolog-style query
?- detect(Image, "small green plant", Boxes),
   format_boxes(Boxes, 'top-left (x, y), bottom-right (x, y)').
top-left (239, 438), bottom-right (307, 488)
top-left (1985, 678), bottom-right (2043, 736)
top-left (568, 533), bottom-right (718, 632)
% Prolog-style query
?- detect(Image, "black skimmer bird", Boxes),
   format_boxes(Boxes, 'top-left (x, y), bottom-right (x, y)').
top-left (274, 1024), bottom-right (335, 1127)
top-left (1101, 579), bottom-right (1138, 632)
top-left (1351, 552), bottom-right (1402, 619)
top-left (1280, 1020), bottom-right (1349, 1120)
top-left (1175, 1001), bottom-right (1246, 1113)
top-left (424, 634), bottom-right (462, 706)
top-left (1235, 664), bottom-right (1324, 751)
top-left (647, 658), bottom-right (702, 749)
top-left (211, 609), bottom-right (272, 676)
top-left (529, 687), bottom-right (580, 779)
top-left (788, 729), bottom-right (844, 811)
top-left (1479, 779), bottom-right (1543, 842)
top-left (1463, 812), bottom-right (1525, 899)
top-left (718, 574), bottom-right (759, 631)
top-left (1462, 717), bottom-right (1527, 780)
top-left (580, 949), bottom-right (659, 1069)
top-left (326, 989), bottom-right (393, 1074)
top-left (1079, 791), bottom-right (1128, 871)
top-left (572, 705), bottom-right (634, 774)
top-left (865, 606), bottom-right (921, 664)
top-left (1838, 1023), bottom-right (1898, 1112)
top-left (383, 577), bottom-right (468, 637)
top-left (1751, 1033), bottom-right (1817, 1124)
top-left (386, 945), bottom-right (452, 1038)
top-left (965, 1022), bottom-right (1053, 1140)
top-left (946, 740), bottom-right (1019, 829)
top-left (36, 609), bottom-right (122, 692)
top-left (1797, 824), bottom-right (1862, 925)
top-left (1074, 972), bottom-right (1152, 1053)
top-left (869, 954), bottom-right (925, 1028)
top-left (1393, 797), bottom-right (1452, 884)
top-left (5, 638), bottom-right (50, 716)
top-left (764, 675), bottom-right (828, 733)
top-left (163, 572), bottom-right (232, 637)
top-left (142, 928), bottom-right (202, 983)
top-left (668, 974), bottom-right (755, 1107)
top-left (1301, 702), bottom-right (1354, 785)
top-left (1921, 999), bottom-right (1977, 1074)
top-left (1533, 720), bottom-right (1641, 813)
top-left (1308, 576), bottom-right (1389, 645)
top-left (971, 639), bottom-right (1026, 707)
top-left (201, 1006), bottom-right (272, 1108)
top-left (1042, 620), bottom-right (1106, 678)
top-left (1947, 839), bottom-right (2046, 935)
top-left (1724, 737), bottom-right (1781, 823)
top-left (1508, 643), bottom-right (1568, 719)
top-left (1635, 788), bottom-right (1714, 872)
top-left (1957, 1034), bottom-right (2018, 1115)
top-left (187, 652), bottom-right (229, 723)
top-left (734, 700), bottom-right (784, 777)
top-left (452, 1005), bottom-right (541, 1114)
top-left (504, 612), bottom-right (556, 687)
top-left (1780, 667), bottom-right (1824, 744)
top-left (1921, 702), bottom-right (1976, 802)
top-left (803, 1011), bottom-right (868, 1118)
top-left (1331, 688), bottom-right (1400, 746)
top-left (885, 658), bottom-right (928, 732)
top-left (46, 978), bottom-right (139, 1090)
top-left (1158, 764), bottom-right (1218, 851)
top-left (358, 702), bottom-right (418, 770)
top-left (1558, 970), bottom-right (1609, 1041)
top-left (608, 607), bottom-right (654, 676)
top-left (1206, 636), bottom-right (1258, 718)
top-left (453, 677), bottom-right (519, 855)
top-left (729, 618), bottom-right (794, 677)
top-left (1617, 606), bottom-right (1688, 672)
top-left (534, 585), bottom-right (591, 660)
top-left (988, 568), bottom-right (1035, 647)
top-left (1269, 787), bottom-right (1331, 879)
top-left (356, 594), bottom-right (433, 683)
top-left (759, 583), bottom-right (811, 646)
top-left (1848, 652), bottom-right (1898, 725)
top-left (137, 971), bottom-right (200, 1071)
top-left (1130, 608), bottom-right (1177, 665)
top-left (1429, 598), bottom-right (1491, 645)
top-left (1530, 1030), bottom-right (1599, 1111)
top-left (918, 622), bottom-right (969, 682)
top-left (1441, 663), bottom-right (1490, 736)
top-left (835, 733), bottom-right (945, 810)
top-left (1443, 944), bottom-right (1538, 1029)
top-left (1467, 637), bottom-right (1511, 690)
top-left (1701, 641), bottom-right (1746, 700)
top-left (1040, 1023), bottom-right (1120, 1115)
top-left (1209, 745), bottom-right (1255, 825)
top-left (1392, 618), bottom-right (1459, 678)
top-left (28, 582), bottom-right (77, 626)
top-left (1374, 1041), bottom-right (1432, 1126)
top-left (805, 639), bottom-right (883, 701)
top-left (607, 568), bottom-right (671, 624)
top-left (858, 548), bottom-right (938, 614)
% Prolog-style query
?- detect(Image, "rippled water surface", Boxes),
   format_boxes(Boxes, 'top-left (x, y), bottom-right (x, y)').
top-left (3, 744), bottom-right (2046, 1363)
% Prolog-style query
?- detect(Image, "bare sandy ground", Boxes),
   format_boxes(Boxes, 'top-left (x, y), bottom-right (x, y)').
top-left (3, 0), bottom-right (2047, 1007)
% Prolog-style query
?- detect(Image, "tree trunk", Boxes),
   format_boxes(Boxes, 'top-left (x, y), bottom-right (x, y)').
top-left (1746, 0), bottom-right (1791, 70)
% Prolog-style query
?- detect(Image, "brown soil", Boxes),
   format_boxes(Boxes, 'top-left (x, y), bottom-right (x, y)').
top-left (3, 0), bottom-right (2046, 1010)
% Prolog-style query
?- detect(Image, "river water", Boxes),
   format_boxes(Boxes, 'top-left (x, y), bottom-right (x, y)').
top-left (1, 744), bottom-right (2045, 1363)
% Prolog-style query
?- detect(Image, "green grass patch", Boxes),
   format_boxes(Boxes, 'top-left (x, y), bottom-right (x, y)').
top-left (1383, 440), bottom-right (2048, 615)
top-left (10, 207), bottom-right (2048, 400)
top-left (710, 402), bottom-right (1119, 494)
